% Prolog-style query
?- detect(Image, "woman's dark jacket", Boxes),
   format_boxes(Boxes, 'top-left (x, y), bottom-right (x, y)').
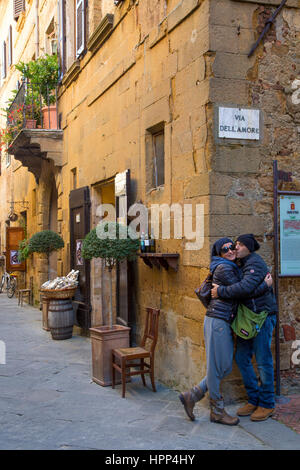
top-left (216, 252), bottom-right (278, 315)
top-left (206, 256), bottom-right (269, 323)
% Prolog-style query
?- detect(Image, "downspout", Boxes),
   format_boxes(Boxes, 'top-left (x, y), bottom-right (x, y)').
top-left (35, 0), bottom-right (39, 58)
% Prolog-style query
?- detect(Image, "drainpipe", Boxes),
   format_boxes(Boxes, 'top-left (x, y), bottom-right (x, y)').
top-left (35, 0), bottom-right (39, 58)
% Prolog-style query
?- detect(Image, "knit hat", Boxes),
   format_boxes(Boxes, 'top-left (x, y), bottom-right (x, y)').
top-left (211, 237), bottom-right (234, 257)
top-left (236, 234), bottom-right (260, 252)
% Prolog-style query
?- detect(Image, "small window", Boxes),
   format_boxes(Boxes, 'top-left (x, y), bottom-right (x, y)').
top-left (71, 168), bottom-right (77, 190)
top-left (145, 123), bottom-right (165, 191)
top-left (76, 0), bottom-right (86, 57)
top-left (45, 18), bottom-right (57, 56)
top-left (7, 26), bottom-right (12, 67)
top-left (1, 41), bottom-right (7, 79)
top-left (32, 189), bottom-right (36, 217)
top-left (6, 151), bottom-right (11, 168)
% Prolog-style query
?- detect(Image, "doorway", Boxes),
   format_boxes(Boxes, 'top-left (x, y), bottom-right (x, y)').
top-left (69, 186), bottom-right (91, 332)
top-left (49, 182), bottom-right (58, 280)
top-left (91, 180), bottom-right (115, 326)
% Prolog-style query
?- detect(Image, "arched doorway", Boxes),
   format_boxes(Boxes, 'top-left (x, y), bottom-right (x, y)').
top-left (49, 181), bottom-right (58, 280)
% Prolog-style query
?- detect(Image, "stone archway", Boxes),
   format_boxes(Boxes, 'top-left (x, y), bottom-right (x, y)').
top-left (35, 161), bottom-right (62, 288)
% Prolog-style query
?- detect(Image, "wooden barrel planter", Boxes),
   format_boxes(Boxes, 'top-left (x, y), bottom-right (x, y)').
top-left (40, 287), bottom-right (76, 340)
top-left (48, 299), bottom-right (75, 340)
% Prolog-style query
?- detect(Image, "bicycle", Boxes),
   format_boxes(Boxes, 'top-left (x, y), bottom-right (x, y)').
top-left (0, 271), bottom-right (18, 298)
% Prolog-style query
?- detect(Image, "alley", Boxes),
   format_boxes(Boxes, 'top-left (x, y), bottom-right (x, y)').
top-left (0, 295), bottom-right (299, 451)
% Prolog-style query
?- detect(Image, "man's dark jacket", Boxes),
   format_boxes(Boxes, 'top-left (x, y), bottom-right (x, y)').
top-left (217, 252), bottom-right (278, 315)
top-left (206, 256), bottom-right (269, 323)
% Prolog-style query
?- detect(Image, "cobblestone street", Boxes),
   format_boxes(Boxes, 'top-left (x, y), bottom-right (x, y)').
top-left (0, 295), bottom-right (299, 451)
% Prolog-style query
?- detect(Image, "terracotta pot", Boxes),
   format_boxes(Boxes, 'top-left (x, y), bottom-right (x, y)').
top-left (90, 324), bottom-right (130, 386)
top-left (42, 105), bottom-right (57, 129)
top-left (25, 119), bottom-right (37, 129)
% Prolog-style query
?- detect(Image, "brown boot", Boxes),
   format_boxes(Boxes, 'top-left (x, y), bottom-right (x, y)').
top-left (250, 406), bottom-right (275, 422)
top-left (237, 403), bottom-right (257, 417)
top-left (210, 398), bottom-right (240, 426)
top-left (179, 385), bottom-right (204, 421)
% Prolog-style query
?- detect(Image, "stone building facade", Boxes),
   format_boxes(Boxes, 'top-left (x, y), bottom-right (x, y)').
top-left (0, 0), bottom-right (299, 396)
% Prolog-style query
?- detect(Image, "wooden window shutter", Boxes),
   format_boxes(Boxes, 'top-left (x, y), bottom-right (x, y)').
top-left (6, 227), bottom-right (25, 272)
top-left (58, 0), bottom-right (66, 77)
top-left (14, 0), bottom-right (25, 20)
top-left (1, 41), bottom-right (6, 79)
top-left (76, 0), bottom-right (85, 57)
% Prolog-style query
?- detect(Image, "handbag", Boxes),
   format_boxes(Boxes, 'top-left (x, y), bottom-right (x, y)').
top-left (231, 304), bottom-right (268, 340)
top-left (195, 272), bottom-right (213, 308)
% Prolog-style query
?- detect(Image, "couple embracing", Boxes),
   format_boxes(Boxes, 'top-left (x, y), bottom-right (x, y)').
top-left (179, 234), bottom-right (278, 426)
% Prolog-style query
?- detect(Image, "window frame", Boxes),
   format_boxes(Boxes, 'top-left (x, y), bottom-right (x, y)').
top-left (75, 0), bottom-right (86, 58)
top-left (1, 41), bottom-right (7, 80)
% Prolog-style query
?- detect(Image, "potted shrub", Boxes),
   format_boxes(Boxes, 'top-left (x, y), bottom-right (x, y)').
top-left (28, 229), bottom-right (64, 259)
top-left (15, 54), bottom-right (59, 129)
top-left (82, 221), bottom-right (140, 386)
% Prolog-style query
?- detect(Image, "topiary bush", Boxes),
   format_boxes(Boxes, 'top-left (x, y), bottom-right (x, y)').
top-left (28, 230), bottom-right (64, 255)
top-left (82, 221), bottom-right (139, 328)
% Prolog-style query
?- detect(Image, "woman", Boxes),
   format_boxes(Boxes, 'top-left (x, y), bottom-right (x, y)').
top-left (179, 237), bottom-right (271, 426)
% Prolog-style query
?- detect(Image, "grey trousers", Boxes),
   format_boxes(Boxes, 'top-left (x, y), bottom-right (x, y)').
top-left (196, 316), bottom-right (234, 401)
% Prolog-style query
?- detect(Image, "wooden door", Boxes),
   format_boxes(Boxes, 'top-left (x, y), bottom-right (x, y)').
top-left (6, 227), bottom-right (25, 272)
top-left (115, 169), bottom-right (133, 330)
top-left (69, 186), bottom-right (91, 331)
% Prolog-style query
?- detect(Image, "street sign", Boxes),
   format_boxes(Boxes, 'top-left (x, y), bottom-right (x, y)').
top-left (218, 107), bottom-right (260, 140)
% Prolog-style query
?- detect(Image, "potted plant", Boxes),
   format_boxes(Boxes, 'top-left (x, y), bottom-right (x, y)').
top-left (15, 54), bottom-right (59, 129)
top-left (28, 229), bottom-right (64, 259)
top-left (82, 221), bottom-right (140, 386)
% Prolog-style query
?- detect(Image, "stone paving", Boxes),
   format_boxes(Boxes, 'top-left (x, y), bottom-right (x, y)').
top-left (272, 394), bottom-right (300, 435)
top-left (0, 294), bottom-right (300, 450)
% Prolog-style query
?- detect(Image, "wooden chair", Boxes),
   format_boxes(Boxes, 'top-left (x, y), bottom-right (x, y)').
top-left (111, 307), bottom-right (160, 398)
top-left (18, 276), bottom-right (33, 307)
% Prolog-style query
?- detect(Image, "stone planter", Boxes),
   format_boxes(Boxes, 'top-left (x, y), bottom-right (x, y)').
top-left (90, 325), bottom-right (130, 386)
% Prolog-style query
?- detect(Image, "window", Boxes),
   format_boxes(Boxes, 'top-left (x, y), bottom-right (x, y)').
top-left (13, 0), bottom-right (25, 21)
top-left (6, 151), bottom-right (11, 168)
top-left (76, 0), bottom-right (86, 57)
top-left (1, 41), bottom-right (7, 79)
top-left (71, 168), bottom-right (77, 190)
top-left (145, 123), bottom-right (165, 191)
top-left (7, 26), bottom-right (12, 67)
top-left (45, 19), bottom-right (57, 56)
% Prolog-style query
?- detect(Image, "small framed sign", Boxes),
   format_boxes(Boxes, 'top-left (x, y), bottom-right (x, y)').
top-left (218, 106), bottom-right (260, 141)
top-left (280, 195), bottom-right (300, 275)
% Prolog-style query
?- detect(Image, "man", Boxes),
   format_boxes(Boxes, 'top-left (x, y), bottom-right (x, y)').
top-left (211, 233), bottom-right (278, 422)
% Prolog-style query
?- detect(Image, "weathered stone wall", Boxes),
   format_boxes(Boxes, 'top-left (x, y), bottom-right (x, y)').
top-left (58, 0), bottom-right (212, 389)
top-left (1, 0), bottom-right (299, 398)
top-left (208, 0), bottom-right (300, 380)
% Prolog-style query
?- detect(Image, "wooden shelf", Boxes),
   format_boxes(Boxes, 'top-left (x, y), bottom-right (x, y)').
top-left (138, 253), bottom-right (179, 272)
